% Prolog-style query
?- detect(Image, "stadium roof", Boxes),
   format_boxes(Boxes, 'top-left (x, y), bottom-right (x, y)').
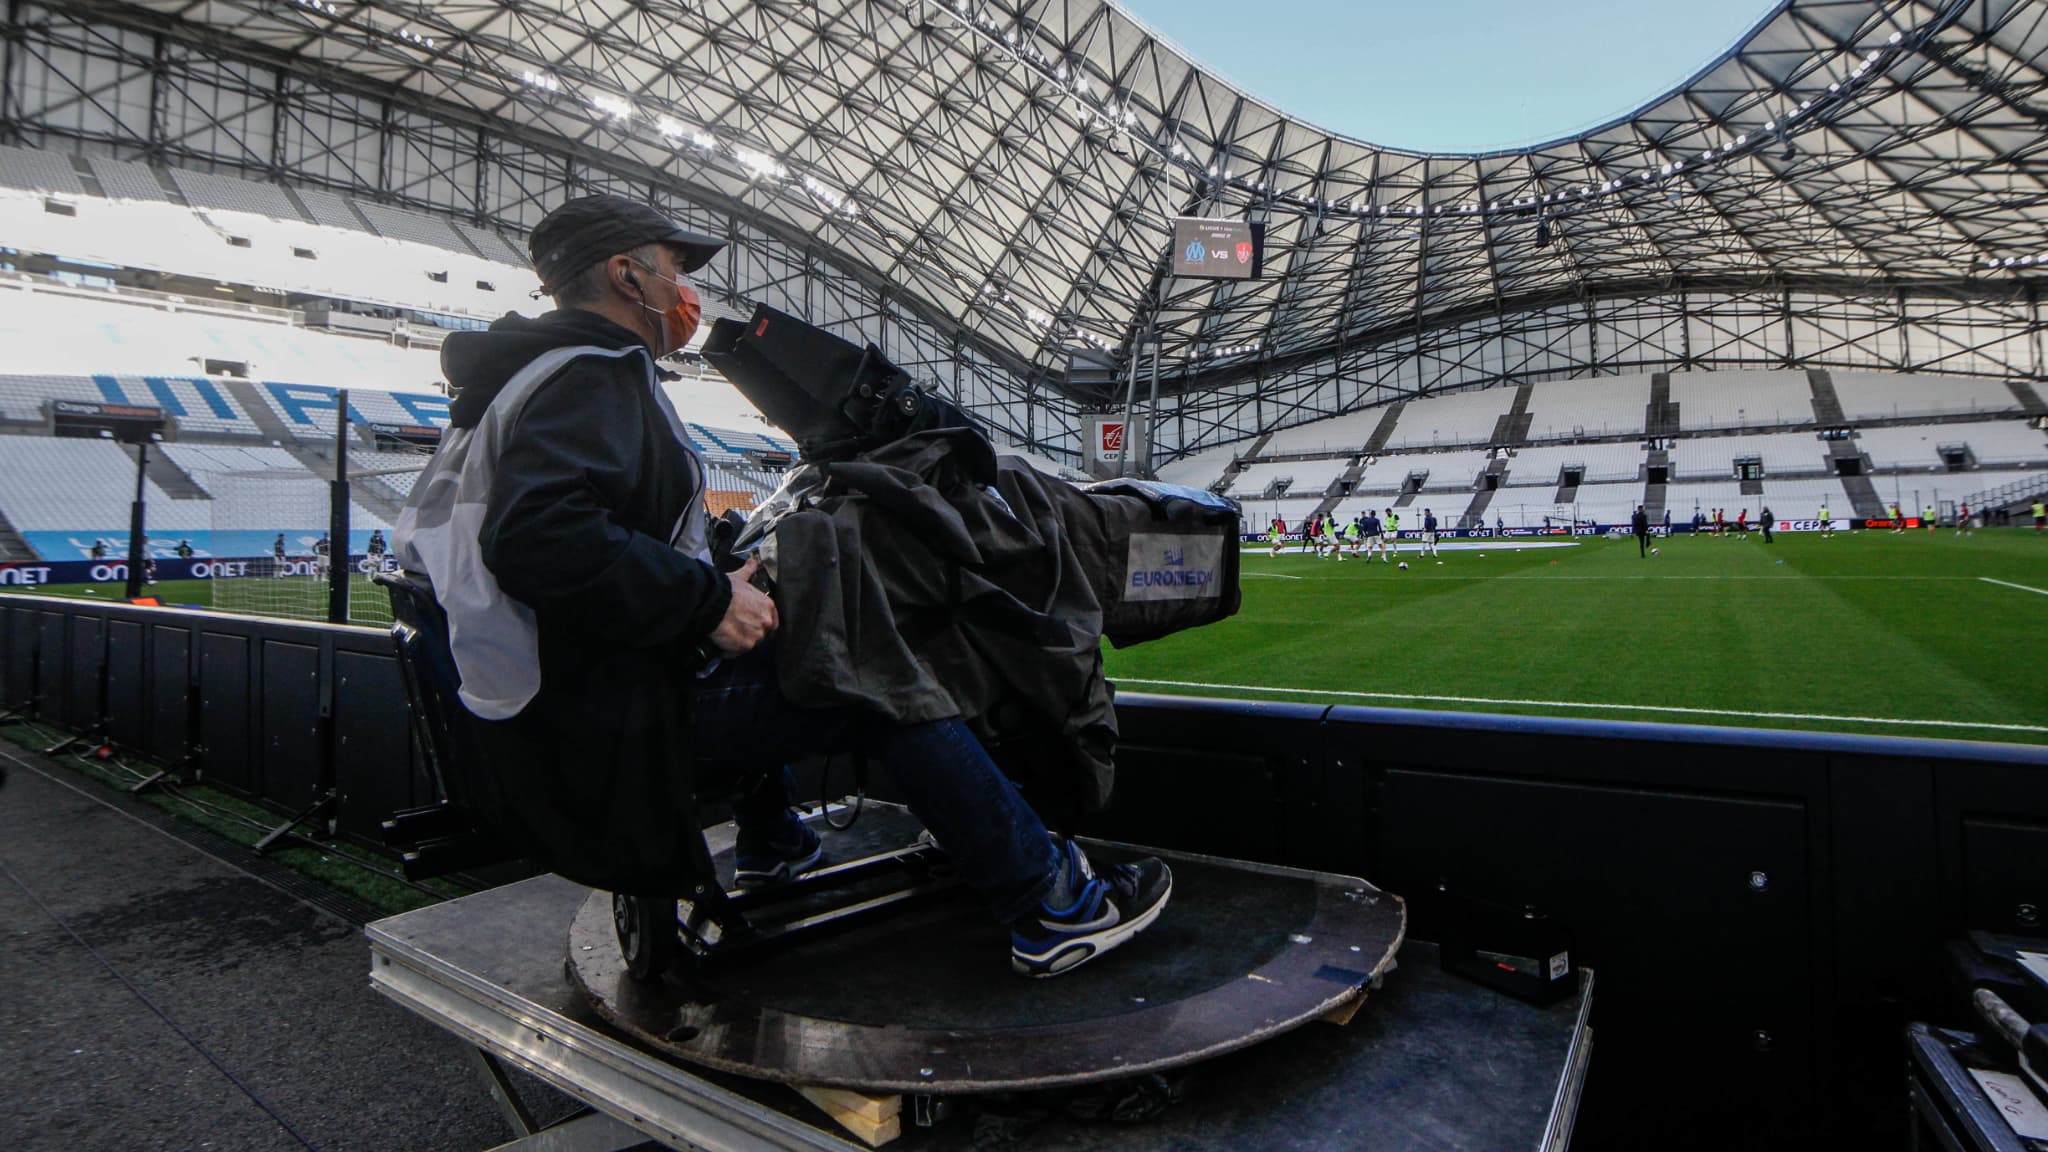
top-left (92, 0), bottom-right (2048, 396)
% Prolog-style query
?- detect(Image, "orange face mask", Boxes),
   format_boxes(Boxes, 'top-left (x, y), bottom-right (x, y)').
top-left (630, 261), bottom-right (702, 355)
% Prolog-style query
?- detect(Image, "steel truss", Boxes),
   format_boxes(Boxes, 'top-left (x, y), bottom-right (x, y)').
top-left (1166, 279), bottom-right (2044, 456)
top-left (2, 0), bottom-right (2045, 464)
top-left (0, 0), bottom-right (1079, 457)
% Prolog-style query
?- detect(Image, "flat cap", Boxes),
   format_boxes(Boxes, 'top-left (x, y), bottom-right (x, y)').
top-left (528, 194), bottom-right (726, 293)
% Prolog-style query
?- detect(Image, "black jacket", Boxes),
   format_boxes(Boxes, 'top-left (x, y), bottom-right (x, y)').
top-left (432, 308), bottom-right (731, 893)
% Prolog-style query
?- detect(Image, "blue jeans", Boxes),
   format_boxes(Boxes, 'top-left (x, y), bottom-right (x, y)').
top-left (690, 641), bottom-right (1061, 923)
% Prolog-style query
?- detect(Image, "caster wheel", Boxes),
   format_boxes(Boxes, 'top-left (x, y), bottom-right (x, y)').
top-left (613, 894), bottom-right (678, 982)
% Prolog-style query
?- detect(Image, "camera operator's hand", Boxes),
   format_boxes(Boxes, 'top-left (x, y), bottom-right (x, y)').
top-left (709, 555), bottom-right (777, 656)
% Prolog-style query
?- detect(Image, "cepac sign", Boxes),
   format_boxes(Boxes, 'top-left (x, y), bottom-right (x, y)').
top-left (1082, 414), bottom-right (1147, 476)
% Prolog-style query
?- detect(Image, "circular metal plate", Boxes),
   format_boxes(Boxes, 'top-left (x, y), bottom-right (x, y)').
top-left (568, 841), bottom-right (1404, 1094)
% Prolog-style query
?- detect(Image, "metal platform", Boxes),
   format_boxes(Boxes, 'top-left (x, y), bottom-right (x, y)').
top-left (367, 817), bottom-right (1593, 1150)
top-left (568, 806), bottom-right (1404, 1095)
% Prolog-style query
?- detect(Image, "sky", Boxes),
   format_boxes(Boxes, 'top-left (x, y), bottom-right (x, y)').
top-left (1116, 0), bottom-right (1781, 153)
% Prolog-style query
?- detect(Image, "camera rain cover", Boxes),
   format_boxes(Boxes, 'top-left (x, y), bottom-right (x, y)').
top-left (700, 304), bottom-right (915, 460)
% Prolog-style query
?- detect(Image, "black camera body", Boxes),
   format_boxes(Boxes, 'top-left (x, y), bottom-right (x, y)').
top-left (700, 305), bottom-right (954, 461)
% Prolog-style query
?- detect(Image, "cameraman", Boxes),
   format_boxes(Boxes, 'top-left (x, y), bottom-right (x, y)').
top-left (396, 196), bottom-right (1167, 978)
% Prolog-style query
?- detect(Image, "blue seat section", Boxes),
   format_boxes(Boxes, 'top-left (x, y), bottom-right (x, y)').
top-left (683, 421), bottom-right (794, 466)
top-left (0, 373), bottom-right (257, 434)
top-left (258, 381), bottom-right (451, 436)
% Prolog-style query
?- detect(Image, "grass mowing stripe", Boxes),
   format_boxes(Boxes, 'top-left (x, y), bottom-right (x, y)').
top-left (1110, 677), bottom-right (2048, 736)
top-left (1980, 577), bottom-right (2048, 597)
top-left (1106, 532), bottom-right (2048, 744)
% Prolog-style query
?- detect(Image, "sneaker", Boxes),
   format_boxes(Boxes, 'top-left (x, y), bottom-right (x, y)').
top-left (1010, 839), bottom-right (1171, 978)
top-left (734, 822), bottom-right (824, 888)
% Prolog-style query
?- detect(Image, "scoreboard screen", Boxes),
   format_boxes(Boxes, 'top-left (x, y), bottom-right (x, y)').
top-left (46, 399), bottom-right (171, 444)
top-left (1170, 218), bottom-right (1264, 279)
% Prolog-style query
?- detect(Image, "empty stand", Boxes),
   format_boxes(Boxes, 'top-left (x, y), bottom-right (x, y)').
top-left (0, 144), bottom-right (84, 196)
top-left (1523, 375), bottom-right (1654, 441)
top-left (1953, 469), bottom-right (2048, 505)
top-left (1832, 373), bottom-right (2020, 421)
top-left (1238, 497), bottom-right (1324, 529)
top-left (1223, 459), bottom-right (1345, 499)
top-left (1663, 481), bottom-right (1760, 521)
top-left (1755, 477), bottom-right (1850, 517)
top-left (1855, 421), bottom-right (2048, 469)
top-left (1667, 432), bottom-right (1832, 479)
top-left (87, 156), bottom-right (176, 202)
top-left (1410, 449), bottom-right (1492, 490)
top-left (1351, 454), bottom-right (1436, 493)
top-left (0, 435), bottom-right (211, 554)
top-left (0, 146), bottom-right (534, 320)
top-left (1156, 443), bottom-right (1241, 490)
top-left (1260, 408), bottom-right (1385, 455)
top-left (293, 186), bottom-right (371, 232)
top-left (454, 221), bottom-right (529, 265)
top-left (1381, 387), bottom-right (1518, 450)
top-left (1559, 482), bottom-right (1646, 526)
top-left (1667, 370), bottom-right (1814, 430)
top-left (1500, 442), bottom-right (1644, 486)
top-left (161, 444), bottom-right (318, 491)
top-left (170, 167), bottom-right (304, 221)
top-left (354, 199), bottom-right (474, 254)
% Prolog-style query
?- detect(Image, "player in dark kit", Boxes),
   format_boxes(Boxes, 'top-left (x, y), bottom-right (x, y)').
top-left (1632, 505), bottom-right (1650, 557)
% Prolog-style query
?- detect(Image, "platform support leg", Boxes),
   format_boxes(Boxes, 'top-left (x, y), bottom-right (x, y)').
top-left (465, 1047), bottom-right (652, 1152)
top-left (795, 1085), bottom-right (902, 1147)
top-left (42, 733), bottom-right (84, 756)
top-left (254, 787), bottom-right (338, 854)
top-left (467, 1046), bottom-right (539, 1136)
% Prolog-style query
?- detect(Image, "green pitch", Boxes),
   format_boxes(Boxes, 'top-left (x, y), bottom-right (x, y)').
top-left (15, 527), bottom-right (2047, 745)
top-left (25, 574), bottom-right (396, 627)
top-left (1101, 527), bottom-right (2048, 746)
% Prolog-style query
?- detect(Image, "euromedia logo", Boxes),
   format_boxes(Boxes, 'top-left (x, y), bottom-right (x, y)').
top-left (1126, 533), bottom-right (1222, 602)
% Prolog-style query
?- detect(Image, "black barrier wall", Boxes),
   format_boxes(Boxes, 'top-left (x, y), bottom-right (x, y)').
top-left (2, 592), bottom-right (2045, 1148)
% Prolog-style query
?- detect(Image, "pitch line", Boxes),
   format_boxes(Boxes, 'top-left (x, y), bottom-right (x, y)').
top-left (1112, 677), bottom-right (2048, 736)
top-left (1980, 577), bottom-right (2048, 598)
top-left (1240, 572), bottom-right (1304, 580)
